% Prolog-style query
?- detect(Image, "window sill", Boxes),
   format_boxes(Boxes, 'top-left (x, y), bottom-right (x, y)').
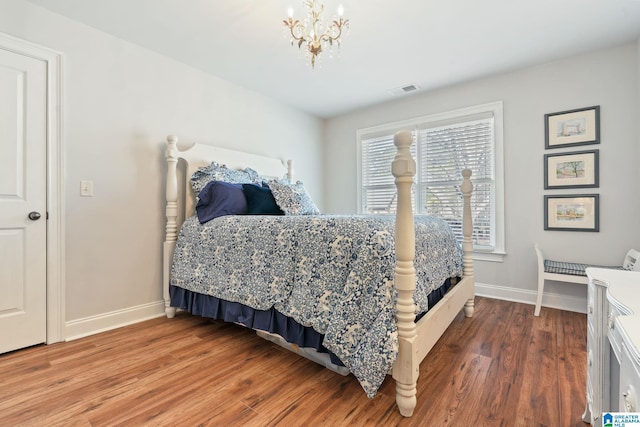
top-left (472, 250), bottom-right (506, 263)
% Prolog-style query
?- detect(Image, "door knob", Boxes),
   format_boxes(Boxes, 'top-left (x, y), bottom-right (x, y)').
top-left (28, 211), bottom-right (41, 221)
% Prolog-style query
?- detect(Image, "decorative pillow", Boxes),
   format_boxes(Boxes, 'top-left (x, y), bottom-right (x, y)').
top-left (195, 181), bottom-right (247, 224)
top-left (190, 161), bottom-right (257, 195)
top-left (260, 173), bottom-right (290, 187)
top-left (242, 184), bottom-right (284, 215)
top-left (244, 167), bottom-right (261, 183)
top-left (268, 180), bottom-right (320, 215)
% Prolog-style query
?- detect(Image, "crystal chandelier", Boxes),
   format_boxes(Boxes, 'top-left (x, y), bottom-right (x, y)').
top-left (283, 0), bottom-right (349, 68)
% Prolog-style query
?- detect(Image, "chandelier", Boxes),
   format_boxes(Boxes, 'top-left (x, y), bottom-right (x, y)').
top-left (283, 0), bottom-right (349, 68)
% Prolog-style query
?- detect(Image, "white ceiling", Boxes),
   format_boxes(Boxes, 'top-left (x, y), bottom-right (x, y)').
top-left (25, 0), bottom-right (640, 118)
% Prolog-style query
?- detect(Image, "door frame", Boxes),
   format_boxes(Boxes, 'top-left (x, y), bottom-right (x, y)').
top-left (0, 32), bottom-right (64, 344)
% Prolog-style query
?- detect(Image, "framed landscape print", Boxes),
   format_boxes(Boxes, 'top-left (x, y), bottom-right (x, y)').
top-left (544, 105), bottom-right (600, 149)
top-left (544, 149), bottom-right (599, 189)
top-left (544, 194), bottom-right (599, 232)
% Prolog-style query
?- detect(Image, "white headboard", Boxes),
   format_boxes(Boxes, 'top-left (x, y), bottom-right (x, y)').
top-left (165, 134), bottom-right (292, 220)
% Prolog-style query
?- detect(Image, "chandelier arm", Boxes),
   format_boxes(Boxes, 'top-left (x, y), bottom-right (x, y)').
top-left (319, 22), bottom-right (346, 44)
top-left (284, 19), bottom-right (307, 43)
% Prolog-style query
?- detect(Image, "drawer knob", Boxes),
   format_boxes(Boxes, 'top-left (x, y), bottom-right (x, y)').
top-left (608, 314), bottom-right (615, 330)
top-left (624, 385), bottom-right (637, 412)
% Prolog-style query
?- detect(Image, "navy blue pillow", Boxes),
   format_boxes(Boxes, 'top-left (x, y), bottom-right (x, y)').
top-left (195, 181), bottom-right (247, 224)
top-left (242, 184), bottom-right (284, 215)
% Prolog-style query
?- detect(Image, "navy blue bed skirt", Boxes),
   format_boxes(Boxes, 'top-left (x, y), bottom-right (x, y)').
top-left (170, 278), bottom-right (453, 367)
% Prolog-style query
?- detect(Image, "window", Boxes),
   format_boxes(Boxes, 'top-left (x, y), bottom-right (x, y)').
top-left (357, 102), bottom-right (505, 261)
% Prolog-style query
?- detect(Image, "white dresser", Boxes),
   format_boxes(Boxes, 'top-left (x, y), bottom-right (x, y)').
top-left (583, 268), bottom-right (640, 426)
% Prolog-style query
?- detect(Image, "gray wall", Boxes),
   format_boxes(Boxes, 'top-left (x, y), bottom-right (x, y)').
top-left (2, 0), bottom-right (638, 332)
top-left (324, 42), bottom-right (640, 310)
top-left (1, 0), bottom-right (324, 328)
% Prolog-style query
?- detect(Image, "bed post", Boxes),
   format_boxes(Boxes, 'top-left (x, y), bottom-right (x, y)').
top-left (163, 135), bottom-right (179, 318)
top-left (286, 159), bottom-right (294, 182)
top-left (391, 130), bottom-right (419, 417)
top-left (461, 169), bottom-right (475, 317)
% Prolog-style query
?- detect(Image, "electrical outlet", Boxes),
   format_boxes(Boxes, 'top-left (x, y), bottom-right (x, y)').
top-left (80, 180), bottom-right (93, 197)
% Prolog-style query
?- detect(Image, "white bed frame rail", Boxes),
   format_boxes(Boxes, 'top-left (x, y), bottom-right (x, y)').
top-left (163, 131), bottom-right (475, 418)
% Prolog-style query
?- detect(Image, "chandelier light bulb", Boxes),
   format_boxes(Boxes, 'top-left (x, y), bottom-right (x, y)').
top-left (337, 4), bottom-right (344, 16)
top-left (287, 7), bottom-right (294, 18)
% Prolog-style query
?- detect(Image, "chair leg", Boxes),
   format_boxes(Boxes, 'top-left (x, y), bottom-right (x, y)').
top-left (534, 276), bottom-right (544, 316)
top-left (533, 244), bottom-right (545, 316)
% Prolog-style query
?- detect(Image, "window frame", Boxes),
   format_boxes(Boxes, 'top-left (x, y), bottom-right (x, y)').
top-left (356, 101), bottom-right (505, 262)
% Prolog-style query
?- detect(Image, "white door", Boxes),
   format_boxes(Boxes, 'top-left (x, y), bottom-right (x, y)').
top-left (0, 47), bottom-right (48, 354)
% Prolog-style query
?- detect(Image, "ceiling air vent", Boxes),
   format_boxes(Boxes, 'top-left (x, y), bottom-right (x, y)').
top-left (389, 84), bottom-right (420, 96)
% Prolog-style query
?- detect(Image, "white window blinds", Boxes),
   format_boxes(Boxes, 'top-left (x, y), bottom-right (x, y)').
top-left (359, 104), bottom-right (501, 253)
top-left (418, 116), bottom-right (495, 249)
top-left (361, 133), bottom-right (416, 214)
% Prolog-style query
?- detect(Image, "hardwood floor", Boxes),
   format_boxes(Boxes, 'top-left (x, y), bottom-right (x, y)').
top-left (0, 297), bottom-right (587, 426)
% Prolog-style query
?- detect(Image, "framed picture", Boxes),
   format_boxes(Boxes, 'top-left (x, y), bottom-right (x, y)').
top-left (544, 149), bottom-right (599, 189)
top-left (544, 105), bottom-right (600, 149)
top-left (544, 194), bottom-right (599, 232)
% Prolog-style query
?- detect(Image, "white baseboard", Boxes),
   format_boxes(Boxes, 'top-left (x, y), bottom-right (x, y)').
top-left (65, 300), bottom-right (167, 341)
top-left (475, 281), bottom-right (587, 314)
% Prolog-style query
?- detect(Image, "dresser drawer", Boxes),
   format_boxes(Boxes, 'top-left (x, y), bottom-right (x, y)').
top-left (620, 341), bottom-right (640, 412)
top-left (608, 303), bottom-right (625, 361)
top-left (586, 346), bottom-right (594, 395)
top-left (586, 324), bottom-right (596, 404)
top-left (587, 281), bottom-right (597, 330)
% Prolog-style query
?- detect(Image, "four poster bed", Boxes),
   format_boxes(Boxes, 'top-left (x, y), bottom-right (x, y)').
top-left (162, 131), bottom-right (475, 417)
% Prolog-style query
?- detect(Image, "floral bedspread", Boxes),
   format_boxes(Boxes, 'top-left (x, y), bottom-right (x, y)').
top-left (170, 214), bottom-right (462, 397)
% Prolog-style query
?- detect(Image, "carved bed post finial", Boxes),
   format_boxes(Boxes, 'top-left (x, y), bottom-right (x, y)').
top-left (286, 159), bottom-right (294, 181)
top-left (461, 168), bottom-right (475, 317)
top-left (166, 135), bottom-right (179, 242)
top-left (163, 134), bottom-right (179, 318)
top-left (391, 130), bottom-right (418, 417)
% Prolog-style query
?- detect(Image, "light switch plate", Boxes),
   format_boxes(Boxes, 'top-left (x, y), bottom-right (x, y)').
top-left (80, 180), bottom-right (93, 197)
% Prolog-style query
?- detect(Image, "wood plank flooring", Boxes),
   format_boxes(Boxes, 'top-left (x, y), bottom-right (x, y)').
top-left (0, 297), bottom-right (587, 426)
